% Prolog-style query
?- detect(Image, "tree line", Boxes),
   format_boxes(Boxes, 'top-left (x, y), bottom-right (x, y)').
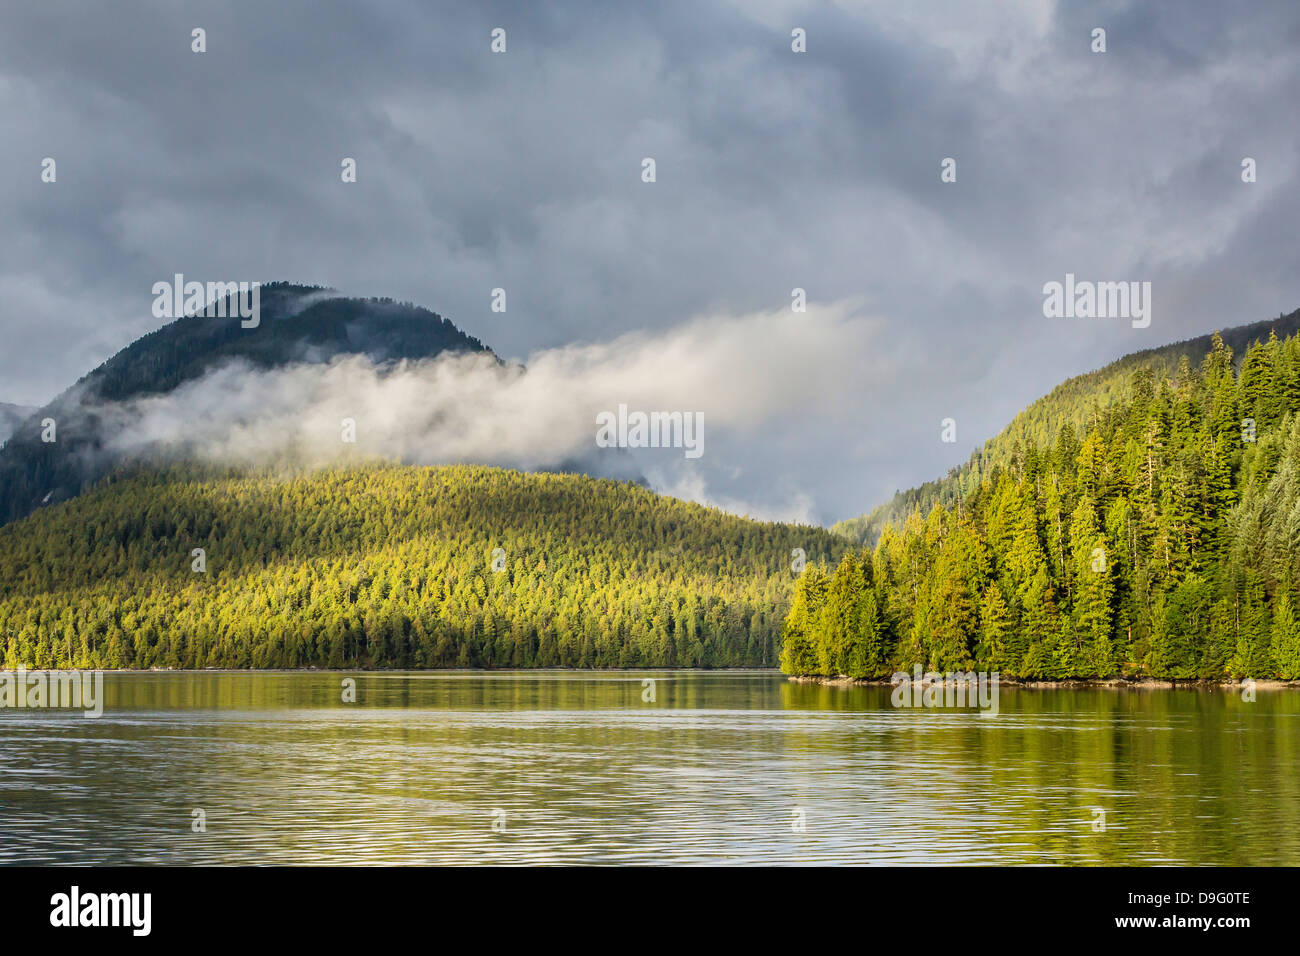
top-left (784, 329), bottom-right (1300, 680)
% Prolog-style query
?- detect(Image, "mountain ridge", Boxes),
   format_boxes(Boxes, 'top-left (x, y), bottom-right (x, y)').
top-left (835, 306), bottom-right (1300, 544)
top-left (0, 283), bottom-right (496, 524)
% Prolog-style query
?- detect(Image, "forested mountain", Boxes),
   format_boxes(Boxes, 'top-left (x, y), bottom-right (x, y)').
top-left (835, 308), bottom-right (1300, 545)
top-left (0, 463), bottom-right (841, 669)
top-left (0, 403), bottom-right (35, 445)
top-left (784, 327), bottom-right (1300, 681)
top-left (0, 283), bottom-right (493, 525)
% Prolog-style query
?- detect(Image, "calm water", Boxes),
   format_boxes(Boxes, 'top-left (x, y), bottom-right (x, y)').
top-left (1, 671), bottom-right (1297, 865)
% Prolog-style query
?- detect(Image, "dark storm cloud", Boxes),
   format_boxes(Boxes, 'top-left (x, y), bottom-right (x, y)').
top-left (1, 0), bottom-right (1297, 523)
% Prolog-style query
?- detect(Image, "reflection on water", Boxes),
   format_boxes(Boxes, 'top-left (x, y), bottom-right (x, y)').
top-left (1, 671), bottom-right (1297, 865)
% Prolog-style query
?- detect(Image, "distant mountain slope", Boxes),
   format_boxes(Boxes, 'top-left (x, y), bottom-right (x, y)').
top-left (0, 463), bottom-right (843, 669)
top-left (0, 403), bottom-right (36, 446)
top-left (80, 283), bottom-right (493, 405)
top-left (835, 307), bottom-right (1300, 544)
top-left (786, 318), bottom-right (1300, 682)
top-left (0, 283), bottom-right (494, 525)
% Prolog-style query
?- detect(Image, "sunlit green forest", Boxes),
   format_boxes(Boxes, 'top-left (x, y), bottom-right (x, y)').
top-left (0, 463), bottom-right (839, 669)
top-left (784, 329), bottom-right (1300, 681)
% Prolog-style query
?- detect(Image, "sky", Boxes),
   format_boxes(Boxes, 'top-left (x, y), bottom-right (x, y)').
top-left (2, 0), bottom-right (1298, 525)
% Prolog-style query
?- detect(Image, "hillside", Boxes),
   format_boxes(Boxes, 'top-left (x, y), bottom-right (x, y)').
top-left (0, 403), bottom-right (35, 445)
top-left (834, 307), bottom-right (1300, 545)
top-left (784, 325), bottom-right (1300, 681)
top-left (0, 463), bottom-right (843, 669)
top-left (0, 283), bottom-right (493, 525)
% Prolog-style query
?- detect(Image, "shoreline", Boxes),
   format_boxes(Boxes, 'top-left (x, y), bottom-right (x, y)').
top-left (786, 674), bottom-right (1300, 690)
top-left (5, 665), bottom-right (1296, 689)
top-left (0, 665), bottom-right (784, 675)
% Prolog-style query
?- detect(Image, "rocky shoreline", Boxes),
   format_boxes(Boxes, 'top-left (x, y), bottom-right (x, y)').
top-left (787, 674), bottom-right (1299, 690)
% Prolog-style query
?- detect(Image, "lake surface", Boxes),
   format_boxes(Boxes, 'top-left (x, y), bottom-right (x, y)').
top-left (1, 671), bottom-right (1297, 865)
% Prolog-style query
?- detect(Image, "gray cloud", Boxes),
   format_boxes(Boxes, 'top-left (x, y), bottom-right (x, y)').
top-left (2, 0), bottom-right (1298, 523)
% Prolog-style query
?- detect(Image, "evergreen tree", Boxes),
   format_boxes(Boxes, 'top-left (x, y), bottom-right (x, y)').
top-left (1271, 590), bottom-right (1300, 680)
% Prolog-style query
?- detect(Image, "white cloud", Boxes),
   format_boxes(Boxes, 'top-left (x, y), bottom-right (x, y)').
top-left (97, 301), bottom-right (892, 518)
